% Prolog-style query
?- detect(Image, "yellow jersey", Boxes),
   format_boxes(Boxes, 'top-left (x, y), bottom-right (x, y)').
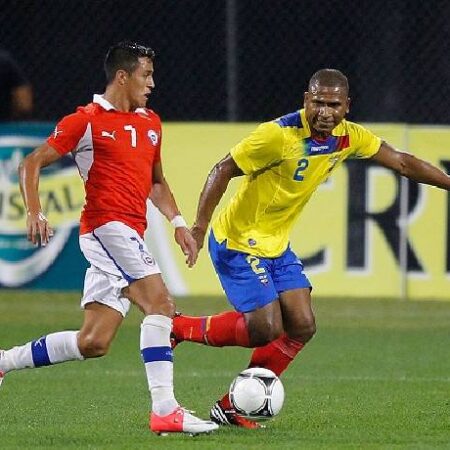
top-left (212, 109), bottom-right (381, 257)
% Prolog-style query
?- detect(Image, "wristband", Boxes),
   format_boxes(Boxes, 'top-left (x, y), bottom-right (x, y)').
top-left (170, 215), bottom-right (187, 228)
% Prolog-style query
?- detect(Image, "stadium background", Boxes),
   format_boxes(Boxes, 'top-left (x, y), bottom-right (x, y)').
top-left (1, 0), bottom-right (450, 300)
top-left (2, 0), bottom-right (450, 123)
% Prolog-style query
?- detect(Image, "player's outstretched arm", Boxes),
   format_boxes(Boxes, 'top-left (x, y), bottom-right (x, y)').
top-left (18, 143), bottom-right (61, 246)
top-left (191, 153), bottom-right (243, 251)
top-left (150, 161), bottom-right (198, 267)
top-left (371, 142), bottom-right (450, 190)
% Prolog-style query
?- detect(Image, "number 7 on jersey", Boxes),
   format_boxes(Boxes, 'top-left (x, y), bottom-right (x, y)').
top-left (124, 125), bottom-right (137, 148)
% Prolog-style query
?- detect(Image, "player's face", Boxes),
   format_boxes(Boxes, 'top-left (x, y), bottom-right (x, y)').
top-left (304, 85), bottom-right (350, 137)
top-left (126, 57), bottom-right (155, 109)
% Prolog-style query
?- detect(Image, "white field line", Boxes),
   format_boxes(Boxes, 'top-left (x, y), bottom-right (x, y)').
top-left (56, 370), bottom-right (450, 383)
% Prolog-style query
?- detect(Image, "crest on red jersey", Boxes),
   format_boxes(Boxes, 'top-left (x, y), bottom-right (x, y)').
top-left (147, 129), bottom-right (159, 146)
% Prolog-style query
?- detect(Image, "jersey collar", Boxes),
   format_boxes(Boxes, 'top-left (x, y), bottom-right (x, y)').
top-left (92, 94), bottom-right (149, 116)
top-left (300, 109), bottom-right (312, 137)
top-left (93, 94), bottom-right (116, 110)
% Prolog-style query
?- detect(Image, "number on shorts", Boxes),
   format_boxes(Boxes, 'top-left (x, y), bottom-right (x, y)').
top-left (246, 255), bottom-right (265, 274)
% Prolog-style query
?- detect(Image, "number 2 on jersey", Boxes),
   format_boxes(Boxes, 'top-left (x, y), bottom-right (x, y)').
top-left (293, 158), bottom-right (309, 181)
top-left (124, 125), bottom-right (137, 148)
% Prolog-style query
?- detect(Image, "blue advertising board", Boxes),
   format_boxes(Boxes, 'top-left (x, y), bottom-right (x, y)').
top-left (0, 123), bottom-right (87, 289)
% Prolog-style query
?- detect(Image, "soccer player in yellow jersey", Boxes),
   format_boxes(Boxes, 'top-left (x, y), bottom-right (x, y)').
top-left (172, 69), bottom-right (450, 428)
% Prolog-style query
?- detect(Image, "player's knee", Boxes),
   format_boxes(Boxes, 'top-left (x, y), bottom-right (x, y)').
top-left (159, 293), bottom-right (176, 317)
top-left (129, 287), bottom-right (175, 317)
top-left (77, 333), bottom-right (110, 358)
top-left (248, 323), bottom-right (283, 347)
top-left (143, 292), bottom-right (175, 317)
top-left (302, 320), bottom-right (316, 342)
top-left (288, 318), bottom-right (316, 343)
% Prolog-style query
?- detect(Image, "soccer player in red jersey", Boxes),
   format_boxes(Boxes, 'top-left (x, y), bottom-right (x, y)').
top-left (0, 41), bottom-right (217, 436)
top-left (171, 69), bottom-right (450, 428)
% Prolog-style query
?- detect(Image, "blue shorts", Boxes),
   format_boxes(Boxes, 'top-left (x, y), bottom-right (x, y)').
top-left (208, 231), bottom-right (311, 313)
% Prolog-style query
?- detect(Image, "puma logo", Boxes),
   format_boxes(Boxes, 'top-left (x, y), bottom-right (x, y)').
top-left (34, 337), bottom-right (45, 347)
top-left (101, 130), bottom-right (116, 140)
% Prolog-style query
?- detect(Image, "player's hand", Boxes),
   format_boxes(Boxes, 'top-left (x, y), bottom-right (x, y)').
top-left (190, 224), bottom-right (207, 252)
top-left (26, 211), bottom-right (54, 246)
top-left (174, 227), bottom-right (198, 268)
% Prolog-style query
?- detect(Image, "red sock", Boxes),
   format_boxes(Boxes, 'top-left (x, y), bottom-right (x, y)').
top-left (248, 334), bottom-right (305, 376)
top-left (173, 311), bottom-right (250, 347)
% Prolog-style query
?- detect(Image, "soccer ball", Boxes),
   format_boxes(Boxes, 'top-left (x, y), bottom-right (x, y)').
top-left (229, 367), bottom-right (285, 419)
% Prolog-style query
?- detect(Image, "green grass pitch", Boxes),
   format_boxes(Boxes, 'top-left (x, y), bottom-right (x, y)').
top-left (0, 291), bottom-right (449, 449)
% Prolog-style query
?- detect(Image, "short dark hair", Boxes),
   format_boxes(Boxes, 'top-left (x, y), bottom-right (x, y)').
top-left (104, 41), bottom-right (155, 84)
top-left (308, 69), bottom-right (349, 94)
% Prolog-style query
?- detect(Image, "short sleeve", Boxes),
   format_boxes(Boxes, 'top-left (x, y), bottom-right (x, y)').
top-left (153, 114), bottom-right (162, 163)
top-left (230, 122), bottom-right (284, 174)
top-left (47, 112), bottom-right (90, 155)
top-left (153, 128), bottom-right (162, 163)
top-left (349, 122), bottom-right (381, 159)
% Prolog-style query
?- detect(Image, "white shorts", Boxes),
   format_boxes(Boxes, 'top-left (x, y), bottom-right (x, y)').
top-left (79, 221), bottom-right (161, 317)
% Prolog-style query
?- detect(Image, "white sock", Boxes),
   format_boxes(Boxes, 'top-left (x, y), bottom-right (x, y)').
top-left (140, 315), bottom-right (178, 416)
top-left (0, 331), bottom-right (84, 373)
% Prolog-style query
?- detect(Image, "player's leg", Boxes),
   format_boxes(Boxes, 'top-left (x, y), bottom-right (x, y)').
top-left (122, 273), bottom-right (178, 417)
top-left (0, 329), bottom-right (84, 376)
top-left (172, 300), bottom-right (283, 348)
top-left (90, 221), bottom-right (216, 434)
top-left (211, 246), bottom-right (313, 428)
top-left (247, 246), bottom-right (314, 376)
top-left (280, 287), bottom-right (316, 343)
top-left (123, 273), bottom-right (218, 434)
top-left (0, 287), bottom-right (124, 385)
top-left (77, 302), bottom-right (124, 357)
top-left (0, 227), bottom-right (130, 385)
top-left (248, 287), bottom-right (315, 376)
top-left (197, 233), bottom-right (287, 428)
top-left (173, 300), bottom-right (285, 429)
top-left (172, 231), bottom-right (284, 348)
top-left (209, 302), bottom-right (286, 429)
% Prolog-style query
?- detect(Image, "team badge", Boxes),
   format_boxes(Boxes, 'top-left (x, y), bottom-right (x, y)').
top-left (142, 253), bottom-right (155, 266)
top-left (147, 130), bottom-right (159, 146)
top-left (129, 236), bottom-right (155, 266)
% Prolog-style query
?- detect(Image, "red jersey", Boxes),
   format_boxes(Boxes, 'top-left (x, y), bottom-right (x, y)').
top-left (47, 95), bottom-right (162, 237)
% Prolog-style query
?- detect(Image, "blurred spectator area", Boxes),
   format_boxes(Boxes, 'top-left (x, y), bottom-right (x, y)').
top-left (1, 0), bottom-right (450, 123)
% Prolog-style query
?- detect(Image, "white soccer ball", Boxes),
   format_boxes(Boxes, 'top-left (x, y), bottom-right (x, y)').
top-left (229, 367), bottom-right (285, 419)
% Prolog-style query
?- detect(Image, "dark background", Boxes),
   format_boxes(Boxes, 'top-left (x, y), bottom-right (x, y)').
top-left (1, 0), bottom-right (449, 123)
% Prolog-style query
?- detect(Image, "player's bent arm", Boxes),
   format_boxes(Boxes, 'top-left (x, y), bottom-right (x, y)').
top-left (372, 142), bottom-right (450, 190)
top-left (18, 143), bottom-right (62, 215)
top-left (149, 161), bottom-right (182, 220)
top-left (193, 153), bottom-right (243, 233)
top-left (150, 161), bottom-right (198, 266)
top-left (18, 143), bottom-right (62, 245)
